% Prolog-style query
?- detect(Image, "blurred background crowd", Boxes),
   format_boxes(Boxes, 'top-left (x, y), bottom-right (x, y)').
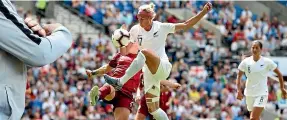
top-left (14, 0), bottom-right (287, 120)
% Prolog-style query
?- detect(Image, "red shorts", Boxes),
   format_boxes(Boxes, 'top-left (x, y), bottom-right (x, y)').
top-left (137, 95), bottom-right (168, 119)
top-left (101, 86), bottom-right (134, 112)
top-left (138, 95), bottom-right (150, 117)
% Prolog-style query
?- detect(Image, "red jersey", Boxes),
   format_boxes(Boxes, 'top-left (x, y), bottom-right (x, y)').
top-left (160, 91), bottom-right (172, 112)
top-left (108, 53), bottom-right (142, 96)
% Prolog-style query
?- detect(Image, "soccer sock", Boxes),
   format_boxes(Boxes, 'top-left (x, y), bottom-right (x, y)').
top-left (99, 86), bottom-right (111, 100)
top-left (150, 108), bottom-right (169, 120)
top-left (120, 51), bottom-right (146, 84)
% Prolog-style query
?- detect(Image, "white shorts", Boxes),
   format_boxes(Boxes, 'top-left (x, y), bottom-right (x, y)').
top-left (143, 59), bottom-right (172, 96)
top-left (246, 95), bottom-right (268, 111)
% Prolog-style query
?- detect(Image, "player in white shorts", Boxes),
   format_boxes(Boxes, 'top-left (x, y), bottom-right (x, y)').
top-left (236, 40), bottom-right (287, 120)
top-left (104, 2), bottom-right (212, 120)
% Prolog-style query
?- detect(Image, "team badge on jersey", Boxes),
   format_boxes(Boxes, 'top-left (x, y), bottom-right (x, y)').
top-left (153, 31), bottom-right (158, 37)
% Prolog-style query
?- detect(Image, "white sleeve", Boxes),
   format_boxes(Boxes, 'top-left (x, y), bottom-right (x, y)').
top-left (267, 59), bottom-right (277, 71)
top-left (238, 60), bottom-right (246, 72)
top-left (161, 23), bottom-right (175, 34)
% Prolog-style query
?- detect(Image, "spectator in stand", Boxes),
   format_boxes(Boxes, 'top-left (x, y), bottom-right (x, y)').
top-left (271, 17), bottom-right (280, 29)
top-left (232, 26), bottom-right (247, 52)
top-left (244, 26), bottom-right (255, 40)
top-left (217, 19), bottom-right (227, 35)
top-left (241, 6), bottom-right (252, 20)
top-left (225, 3), bottom-right (236, 21)
top-left (119, 11), bottom-right (133, 26)
top-left (72, 0), bottom-right (82, 8)
top-left (85, 1), bottom-right (95, 17)
top-left (35, 0), bottom-right (48, 18)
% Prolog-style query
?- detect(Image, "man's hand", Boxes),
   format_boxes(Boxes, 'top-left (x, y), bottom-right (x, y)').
top-left (24, 17), bottom-right (63, 36)
top-left (202, 2), bottom-right (212, 14)
top-left (172, 83), bottom-right (181, 89)
top-left (282, 88), bottom-right (287, 99)
top-left (236, 91), bottom-right (244, 100)
top-left (43, 23), bottom-right (62, 36)
top-left (24, 17), bottom-right (46, 37)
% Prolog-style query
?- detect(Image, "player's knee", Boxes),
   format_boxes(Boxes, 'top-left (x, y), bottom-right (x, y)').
top-left (147, 106), bottom-right (158, 113)
top-left (146, 102), bottom-right (159, 113)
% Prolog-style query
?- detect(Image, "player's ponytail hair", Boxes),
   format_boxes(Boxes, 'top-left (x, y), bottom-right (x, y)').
top-left (138, 3), bottom-right (156, 19)
top-left (149, 3), bottom-right (155, 10)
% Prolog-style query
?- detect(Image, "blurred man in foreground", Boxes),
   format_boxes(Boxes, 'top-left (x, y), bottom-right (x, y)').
top-left (0, 0), bottom-right (72, 119)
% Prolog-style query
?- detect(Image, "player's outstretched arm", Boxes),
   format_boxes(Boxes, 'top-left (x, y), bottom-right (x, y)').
top-left (273, 68), bottom-right (287, 99)
top-left (0, 4), bottom-right (72, 67)
top-left (174, 2), bottom-right (212, 32)
top-left (86, 65), bottom-right (113, 78)
top-left (160, 80), bottom-right (181, 89)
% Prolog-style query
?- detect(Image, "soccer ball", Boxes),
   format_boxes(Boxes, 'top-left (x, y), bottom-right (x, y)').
top-left (111, 29), bottom-right (130, 48)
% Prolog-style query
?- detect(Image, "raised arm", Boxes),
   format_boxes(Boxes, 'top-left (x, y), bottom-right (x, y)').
top-left (86, 53), bottom-right (121, 78)
top-left (160, 80), bottom-right (181, 89)
top-left (0, 1), bottom-right (72, 67)
top-left (174, 2), bottom-right (212, 32)
top-left (86, 64), bottom-right (114, 77)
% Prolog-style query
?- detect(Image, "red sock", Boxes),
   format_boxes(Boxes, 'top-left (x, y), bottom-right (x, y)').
top-left (99, 85), bottom-right (111, 100)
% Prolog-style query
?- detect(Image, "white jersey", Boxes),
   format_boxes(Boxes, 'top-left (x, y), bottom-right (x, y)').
top-left (129, 21), bottom-right (175, 61)
top-left (238, 56), bottom-right (277, 96)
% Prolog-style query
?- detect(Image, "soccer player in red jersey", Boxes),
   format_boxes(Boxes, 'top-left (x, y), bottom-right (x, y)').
top-left (86, 40), bottom-right (141, 120)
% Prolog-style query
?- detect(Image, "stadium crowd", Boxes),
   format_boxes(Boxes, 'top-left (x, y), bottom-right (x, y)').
top-left (21, 1), bottom-right (287, 120)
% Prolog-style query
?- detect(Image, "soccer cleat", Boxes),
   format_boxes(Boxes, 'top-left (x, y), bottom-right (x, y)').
top-left (89, 86), bottom-right (99, 106)
top-left (103, 74), bottom-right (123, 90)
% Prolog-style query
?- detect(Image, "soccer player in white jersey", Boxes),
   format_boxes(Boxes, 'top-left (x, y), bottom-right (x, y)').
top-left (236, 40), bottom-right (287, 120)
top-left (104, 2), bottom-right (212, 120)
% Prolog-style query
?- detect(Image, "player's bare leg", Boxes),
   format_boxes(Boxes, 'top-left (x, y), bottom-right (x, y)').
top-left (104, 49), bottom-right (160, 89)
top-left (141, 49), bottom-right (161, 74)
top-left (145, 90), bottom-right (168, 120)
top-left (250, 107), bottom-right (264, 120)
top-left (135, 113), bottom-right (146, 120)
top-left (114, 107), bottom-right (130, 120)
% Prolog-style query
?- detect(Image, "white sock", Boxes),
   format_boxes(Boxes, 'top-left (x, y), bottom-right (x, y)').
top-left (150, 108), bottom-right (169, 120)
top-left (120, 51), bottom-right (146, 84)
